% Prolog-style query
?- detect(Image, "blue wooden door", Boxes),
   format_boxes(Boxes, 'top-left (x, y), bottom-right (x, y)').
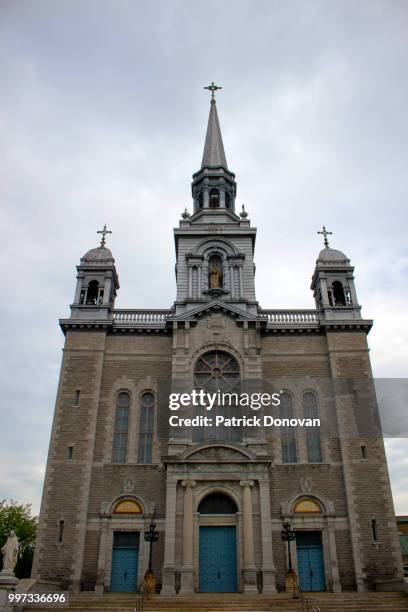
top-left (296, 532), bottom-right (326, 591)
top-left (199, 526), bottom-right (237, 592)
top-left (110, 532), bottom-right (139, 592)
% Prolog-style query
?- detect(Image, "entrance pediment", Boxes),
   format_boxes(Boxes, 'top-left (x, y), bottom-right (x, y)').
top-left (171, 300), bottom-right (259, 322)
top-left (182, 442), bottom-right (256, 462)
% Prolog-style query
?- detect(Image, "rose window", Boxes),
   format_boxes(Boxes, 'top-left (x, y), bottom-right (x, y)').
top-left (194, 351), bottom-right (240, 391)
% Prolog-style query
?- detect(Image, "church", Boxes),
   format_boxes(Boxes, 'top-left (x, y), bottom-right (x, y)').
top-left (31, 85), bottom-right (404, 597)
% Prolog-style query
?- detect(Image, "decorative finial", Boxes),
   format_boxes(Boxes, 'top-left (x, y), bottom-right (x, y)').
top-left (182, 208), bottom-right (190, 219)
top-left (97, 224), bottom-right (112, 247)
top-left (240, 205), bottom-right (248, 219)
top-left (204, 81), bottom-right (222, 100)
top-left (317, 225), bottom-right (333, 248)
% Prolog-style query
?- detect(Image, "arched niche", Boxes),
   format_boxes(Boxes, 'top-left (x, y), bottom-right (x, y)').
top-left (113, 498), bottom-right (143, 514)
top-left (293, 498), bottom-right (322, 514)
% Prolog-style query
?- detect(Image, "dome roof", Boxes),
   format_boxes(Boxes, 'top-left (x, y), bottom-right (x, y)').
top-left (81, 246), bottom-right (114, 262)
top-left (317, 247), bottom-right (348, 262)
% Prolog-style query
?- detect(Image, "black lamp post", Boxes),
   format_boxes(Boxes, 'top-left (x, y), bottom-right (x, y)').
top-left (144, 522), bottom-right (159, 574)
top-left (280, 522), bottom-right (296, 572)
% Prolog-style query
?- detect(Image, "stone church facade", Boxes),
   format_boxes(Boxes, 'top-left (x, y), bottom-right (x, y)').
top-left (32, 95), bottom-right (403, 595)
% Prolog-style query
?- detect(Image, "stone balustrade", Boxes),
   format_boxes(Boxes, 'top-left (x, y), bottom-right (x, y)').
top-left (262, 310), bottom-right (318, 324)
top-left (113, 309), bottom-right (173, 324)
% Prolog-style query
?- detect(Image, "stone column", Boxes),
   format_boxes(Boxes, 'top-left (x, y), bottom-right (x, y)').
top-left (238, 266), bottom-right (244, 298)
top-left (240, 480), bottom-right (258, 592)
top-left (73, 275), bottom-right (84, 304)
top-left (188, 266), bottom-right (193, 298)
top-left (203, 189), bottom-right (209, 208)
top-left (327, 519), bottom-right (342, 592)
top-left (161, 479), bottom-right (177, 594)
top-left (197, 266), bottom-right (202, 298)
top-left (258, 480), bottom-right (276, 593)
top-left (102, 277), bottom-right (112, 305)
top-left (180, 480), bottom-right (196, 593)
top-left (229, 266), bottom-right (234, 298)
top-left (219, 189), bottom-right (226, 208)
top-left (320, 276), bottom-right (330, 307)
top-left (94, 516), bottom-right (110, 594)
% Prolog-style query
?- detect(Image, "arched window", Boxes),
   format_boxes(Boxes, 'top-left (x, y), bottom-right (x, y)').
top-left (280, 392), bottom-right (297, 463)
top-left (85, 280), bottom-right (104, 305)
top-left (193, 350), bottom-right (241, 442)
top-left (198, 493), bottom-right (237, 514)
top-left (208, 253), bottom-right (223, 289)
top-left (198, 191), bottom-right (204, 209)
top-left (209, 188), bottom-right (219, 208)
top-left (371, 518), bottom-right (378, 541)
top-left (112, 392), bottom-right (130, 463)
top-left (332, 281), bottom-right (346, 306)
top-left (303, 391), bottom-right (323, 463)
top-left (138, 392), bottom-right (155, 464)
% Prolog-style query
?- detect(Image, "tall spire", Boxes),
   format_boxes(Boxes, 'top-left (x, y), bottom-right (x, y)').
top-left (201, 98), bottom-right (228, 169)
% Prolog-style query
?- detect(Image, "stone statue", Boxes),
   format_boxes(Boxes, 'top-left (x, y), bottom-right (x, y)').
top-left (209, 261), bottom-right (222, 289)
top-left (1, 531), bottom-right (19, 573)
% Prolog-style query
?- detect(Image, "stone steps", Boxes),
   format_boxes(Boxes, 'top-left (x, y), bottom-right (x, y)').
top-left (23, 591), bottom-right (408, 612)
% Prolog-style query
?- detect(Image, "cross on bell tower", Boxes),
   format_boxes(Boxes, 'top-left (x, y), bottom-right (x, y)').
top-left (317, 225), bottom-right (333, 249)
top-left (97, 224), bottom-right (112, 248)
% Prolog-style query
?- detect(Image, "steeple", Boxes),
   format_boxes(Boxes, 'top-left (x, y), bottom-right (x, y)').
top-left (191, 83), bottom-right (237, 215)
top-left (201, 99), bottom-right (228, 169)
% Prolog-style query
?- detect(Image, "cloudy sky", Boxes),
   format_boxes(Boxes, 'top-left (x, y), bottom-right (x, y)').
top-left (1, 0), bottom-right (407, 515)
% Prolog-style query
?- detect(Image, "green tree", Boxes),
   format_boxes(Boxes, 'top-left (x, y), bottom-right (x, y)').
top-left (0, 500), bottom-right (38, 579)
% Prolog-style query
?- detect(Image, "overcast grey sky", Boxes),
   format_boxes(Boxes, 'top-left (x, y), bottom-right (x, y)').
top-left (0, 0), bottom-right (407, 515)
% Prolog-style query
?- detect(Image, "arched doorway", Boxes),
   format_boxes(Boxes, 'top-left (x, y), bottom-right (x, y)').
top-left (198, 492), bottom-right (238, 593)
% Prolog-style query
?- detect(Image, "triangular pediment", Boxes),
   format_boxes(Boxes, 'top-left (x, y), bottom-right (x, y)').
top-left (170, 300), bottom-right (259, 322)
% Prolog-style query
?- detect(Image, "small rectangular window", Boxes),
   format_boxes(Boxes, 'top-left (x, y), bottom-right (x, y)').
top-left (361, 445), bottom-right (367, 459)
top-left (58, 519), bottom-right (65, 544)
top-left (68, 446), bottom-right (74, 460)
top-left (74, 390), bottom-right (80, 406)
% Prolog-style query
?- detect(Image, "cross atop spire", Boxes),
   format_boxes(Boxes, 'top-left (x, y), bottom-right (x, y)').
top-left (204, 81), bottom-right (222, 100)
top-left (201, 83), bottom-right (227, 169)
top-left (97, 224), bottom-right (112, 247)
top-left (317, 225), bottom-right (333, 248)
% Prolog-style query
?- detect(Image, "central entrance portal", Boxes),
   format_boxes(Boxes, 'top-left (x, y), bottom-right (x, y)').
top-left (198, 492), bottom-right (238, 593)
top-left (199, 526), bottom-right (237, 592)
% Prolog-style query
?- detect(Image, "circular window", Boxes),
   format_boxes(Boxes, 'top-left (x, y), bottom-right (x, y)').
top-left (194, 351), bottom-right (240, 391)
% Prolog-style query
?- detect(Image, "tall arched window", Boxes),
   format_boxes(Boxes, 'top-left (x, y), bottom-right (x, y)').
top-left (209, 188), bottom-right (219, 208)
top-left (280, 392), bottom-right (297, 463)
top-left (112, 392), bottom-right (130, 463)
top-left (332, 281), bottom-right (346, 306)
top-left (138, 392), bottom-right (155, 464)
top-left (85, 280), bottom-right (104, 305)
top-left (193, 350), bottom-right (241, 442)
top-left (303, 391), bottom-right (323, 463)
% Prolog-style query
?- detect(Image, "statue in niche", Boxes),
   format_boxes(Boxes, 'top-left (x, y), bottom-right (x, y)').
top-left (209, 257), bottom-right (222, 289)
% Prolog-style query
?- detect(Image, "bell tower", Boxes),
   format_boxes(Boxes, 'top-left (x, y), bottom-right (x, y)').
top-left (70, 225), bottom-right (119, 321)
top-left (311, 226), bottom-right (361, 320)
top-left (191, 82), bottom-right (237, 214)
top-left (174, 84), bottom-right (258, 317)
